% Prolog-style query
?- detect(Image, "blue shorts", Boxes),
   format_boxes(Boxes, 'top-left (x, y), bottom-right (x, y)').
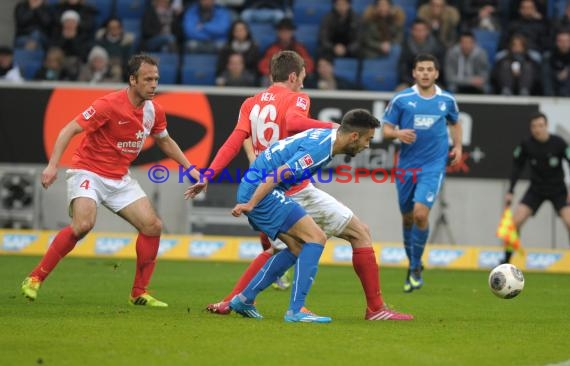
top-left (396, 170), bottom-right (444, 214)
top-left (237, 183), bottom-right (306, 240)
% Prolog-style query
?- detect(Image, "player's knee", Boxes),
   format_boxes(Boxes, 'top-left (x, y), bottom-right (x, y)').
top-left (308, 229), bottom-right (327, 245)
top-left (72, 220), bottom-right (94, 237)
top-left (413, 211), bottom-right (429, 226)
top-left (142, 217), bottom-right (163, 236)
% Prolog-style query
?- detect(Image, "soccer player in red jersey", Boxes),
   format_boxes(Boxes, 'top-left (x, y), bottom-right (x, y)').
top-left (186, 50), bottom-right (413, 321)
top-left (21, 54), bottom-right (201, 307)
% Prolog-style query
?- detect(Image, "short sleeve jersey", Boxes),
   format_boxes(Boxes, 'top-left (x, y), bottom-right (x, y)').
top-left (245, 128), bottom-right (335, 192)
top-left (235, 84), bottom-right (312, 193)
top-left (72, 89), bottom-right (168, 179)
top-left (382, 85), bottom-right (459, 172)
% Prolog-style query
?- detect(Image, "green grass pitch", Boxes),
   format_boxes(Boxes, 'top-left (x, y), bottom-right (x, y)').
top-left (1, 255), bottom-right (569, 366)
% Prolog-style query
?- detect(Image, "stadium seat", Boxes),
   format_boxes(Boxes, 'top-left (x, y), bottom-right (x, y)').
top-left (333, 57), bottom-right (360, 85)
top-left (293, 1), bottom-right (331, 25)
top-left (85, 0), bottom-right (115, 28)
top-left (121, 18), bottom-right (141, 51)
top-left (115, 0), bottom-right (146, 20)
top-left (352, 0), bottom-right (374, 15)
top-left (149, 52), bottom-right (179, 85)
top-left (181, 54), bottom-right (217, 86)
top-left (472, 29), bottom-right (500, 67)
top-left (295, 24), bottom-right (319, 58)
top-left (13, 48), bottom-right (44, 80)
top-left (360, 58), bottom-right (399, 91)
top-left (248, 23), bottom-right (276, 54)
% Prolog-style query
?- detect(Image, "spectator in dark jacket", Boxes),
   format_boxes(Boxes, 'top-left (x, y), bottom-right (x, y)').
top-left (318, 0), bottom-right (360, 59)
top-left (542, 29), bottom-right (570, 97)
top-left (141, 0), bottom-right (181, 53)
top-left (216, 20), bottom-right (260, 78)
top-left (14, 0), bottom-right (53, 50)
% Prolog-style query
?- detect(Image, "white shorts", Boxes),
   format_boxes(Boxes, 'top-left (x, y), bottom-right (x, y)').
top-left (66, 169), bottom-right (146, 214)
top-left (271, 183), bottom-right (354, 250)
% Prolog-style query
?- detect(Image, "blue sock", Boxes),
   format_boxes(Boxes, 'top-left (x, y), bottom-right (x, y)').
top-left (410, 225), bottom-right (429, 271)
top-left (289, 243), bottom-right (324, 313)
top-left (241, 249), bottom-right (297, 303)
top-left (403, 226), bottom-right (412, 263)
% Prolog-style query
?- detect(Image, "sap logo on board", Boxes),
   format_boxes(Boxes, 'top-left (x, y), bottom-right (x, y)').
top-left (95, 237), bottom-right (132, 254)
top-left (157, 239), bottom-right (178, 256)
top-left (332, 245), bottom-right (353, 262)
top-left (2, 234), bottom-right (38, 251)
top-left (428, 249), bottom-right (464, 266)
top-left (526, 253), bottom-right (562, 269)
top-left (189, 241), bottom-right (224, 257)
top-left (238, 242), bottom-right (263, 259)
top-left (381, 247), bottom-right (407, 264)
top-left (478, 251), bottom-right (504, 268)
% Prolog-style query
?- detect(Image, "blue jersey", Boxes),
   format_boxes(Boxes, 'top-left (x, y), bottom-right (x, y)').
top-left (382, 85), bottom-right (459, 172)
top-left (242, 128), bottom-right (335, 191)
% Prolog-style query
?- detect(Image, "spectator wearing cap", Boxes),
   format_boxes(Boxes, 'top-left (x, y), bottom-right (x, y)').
top-left (182, 0), bottom-right (232, 53)
top-left (77, 45), bottom-right (122, 84)
top-left (318, 0), bottom-right (360, 59)
top-left (14, 0), bottom-right (54, 50)
top-left (48, 9), bottom-right (93, 80)
top-left (0, 46), bottom-right (24, 82)
top-left (257, 18), bottom-right (314, 84)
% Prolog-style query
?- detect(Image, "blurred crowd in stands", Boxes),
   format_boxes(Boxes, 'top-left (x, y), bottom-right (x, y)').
top-left (1, 0), bottom-right (570, 97)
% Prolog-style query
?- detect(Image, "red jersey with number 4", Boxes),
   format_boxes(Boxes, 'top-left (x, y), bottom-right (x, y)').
top-left (235, 84), bottom-right (311, 194)
top-left (72, 89), bottom-right (168, 179)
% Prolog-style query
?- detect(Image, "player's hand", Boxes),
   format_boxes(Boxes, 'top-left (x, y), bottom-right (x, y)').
top-left (232, 203), bottom-right (253, 217)
top-left (505, 193), bottom-right (513, 207)
top-left (184, 180), bottom-right (208, 200)
top-left (397, 129), bottom-right (416, 144)
top-left (41, 165), bottom-right (58, 189)
top-left (449, 146), bottom-right (462, 166)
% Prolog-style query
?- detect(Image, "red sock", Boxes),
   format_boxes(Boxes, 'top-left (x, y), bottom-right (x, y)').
top-left (131, 233), bottom-right (160, 298)
top-left (223, 251), bottom-right (272, 302)
top-left (352, 247), bottom-right (384, 312)
top-left (259, 233), bottom-right (271, 250)
top-left (30, 226), bottom-right (79, 281)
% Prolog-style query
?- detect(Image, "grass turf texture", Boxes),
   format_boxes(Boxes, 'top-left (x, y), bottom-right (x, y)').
top-left (1, 255), bottom-right (569, 366)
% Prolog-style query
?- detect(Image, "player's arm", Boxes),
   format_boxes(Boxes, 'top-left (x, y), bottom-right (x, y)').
top-left (42, 119), bottom-right (84, 189)
top-left (506, 143), bottom-right (527, 206)
top-left (232, 164), bottom-right (293, 217)
top-left (448, 121), bottom-right (463, 166)
top-left (154, 134), bottom-right (201, 181)
top-left (285, 109), bottom-right (338, 133)
top-left (243, 137), bottom-right (256, 164)
top-left (382, 122), bottom-right (416, 144)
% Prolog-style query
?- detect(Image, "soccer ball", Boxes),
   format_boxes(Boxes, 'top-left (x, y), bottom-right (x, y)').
top-left (488, 263), bottom-right (525, 299)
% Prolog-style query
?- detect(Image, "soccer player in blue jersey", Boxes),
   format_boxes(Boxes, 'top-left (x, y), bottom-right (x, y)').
top-left (382, 53), bottom-right (463, 293)
top-left (230, 109), bottom-right (382, 323)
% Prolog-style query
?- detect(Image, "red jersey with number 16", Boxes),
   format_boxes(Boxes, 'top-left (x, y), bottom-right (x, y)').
top-left (235, 84), bottom-right (312, 194)
top-left (72, 89), bottom-right (168, 179)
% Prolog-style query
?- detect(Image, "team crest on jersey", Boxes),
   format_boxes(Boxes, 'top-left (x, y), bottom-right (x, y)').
top-left (82, 106), bottom-right (96, 120)
top-left (296, 97), bottom-right (308, 110)
top-left (438, 101), bottom-right (447, 111)
top-left (298, 154), bottom-right (314, 168)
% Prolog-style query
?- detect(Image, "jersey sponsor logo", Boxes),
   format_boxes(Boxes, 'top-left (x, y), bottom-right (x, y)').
top-left (526, 253), bottom-right (562, 269)
top-left (189, 240), bottom-right (224, 257)
top-left (82, 106), bottom-right (96, 120)
top-left (296, 97), bottom-right (308, 110)
top-left (413, 115), bottom-right (438, 129)
top-left (380, 247), bottom-right (407, 263)
top-left (332, 244), bottom-right (353, 262)
top-left (428, 249), bottom-right (464, 266)
top-left (95, 237), bottom-right (132, 254)
top-left (2, 234), bottom-right (38, 251)
top-left (298, 154), bottom-right (314, 169)
top-left (238, 241), bottom-right (263, 259)
top-left (157, 238), bottom-right (178, 256)
top-left (478, 251), bottom-right (504, 268)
